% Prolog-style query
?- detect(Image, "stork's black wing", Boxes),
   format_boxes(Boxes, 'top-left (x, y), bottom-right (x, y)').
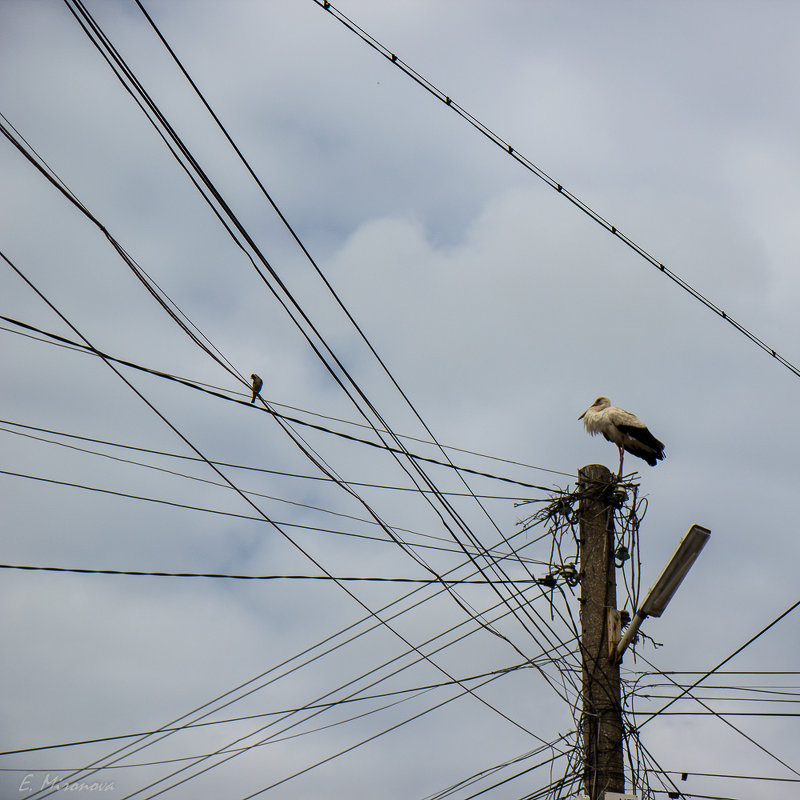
top-left (617, 424), bottom-right (665, 466)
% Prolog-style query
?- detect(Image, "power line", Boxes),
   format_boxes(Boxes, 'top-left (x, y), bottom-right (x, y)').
top-left (128, 1), bottom-right (568, 624)
top-left (648, 793), bottom-right (749, 800)
top-left (60, 0), bottom-right (583, 686)
top-left (53, 0), bottom-right (494, 561)
top-left (630, 710), bottom-right (800, 717)
top-left (633, 693), bottom-right (800, 703)
top-left (419, 735), bottom-right (575, 800)
top-left (629, 670), bottom-right (800, 676)
top-left (637, 597), bottom-right (800, 729)
top-left (1, 430), bottom-right (579, 716)
top-left (630, 604), bottom-right (800, 781)
top-left (622, 727), bottom-right (695, 800)
top-left (0, 314), bottom-right (561, 492)
top-left (0, 663), bottom-right (531, 757)
top-left (0, 562), bottom-right (556, 585)
top-left (0, 417), bottom-right (537, 501)
top-left (139, 668), bottom-right (510, 800)
top-left (147, 552), bottom-right (576, 796)
top-left (0, 467), bottom-right (543, 562)
top-left (15, 541), bottom-right (553, 779)
top-left (0, 314), bottom-right (572, 481)
top-left (7, 396), bottom-right (568, 800)
top-left (1, 309), bottom-right (561, 601)
top-left (449, 751), bottom-right (574, 800)
top-left (78, 597), bottom-right (574, 788)
top-left (310, 0), bottom-right (800, 385)
top-left (93, 593), bottom-right (572, 800)
top-left (420, 746), bottom-right (576, 800)
top-left (11, 4), bottom-right (588, 727)
top-left (4, 247), bottom-right (580, 736)
top-left (0, 8), bottom-right (625, 796)
top-left (653, 770), bottom-right (800, 784)
top-left (1, 423), bottom-right (549, 567)
top-left (0, 250), bottom-right (551, 800)
top-left (12, 468), bottom-right (576, 792)
top-left (9, 293), bottom-right (564, 696)
top-left (121, 11), bottom-right (582, 705)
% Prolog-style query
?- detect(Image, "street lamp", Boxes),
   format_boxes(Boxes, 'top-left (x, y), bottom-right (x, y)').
top-left (614, 524), bottom-right (711, 662)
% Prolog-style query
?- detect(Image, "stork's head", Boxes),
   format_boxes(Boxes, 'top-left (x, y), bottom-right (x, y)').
top-left (578, 396), bottom-right (610, 420)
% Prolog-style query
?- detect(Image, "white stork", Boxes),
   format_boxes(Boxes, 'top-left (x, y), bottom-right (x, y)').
top-left (578, 396), bottom-right (665, 478)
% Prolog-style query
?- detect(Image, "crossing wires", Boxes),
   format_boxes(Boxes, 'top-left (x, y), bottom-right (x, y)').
top-left (40, 0), bottom-right (593, 702)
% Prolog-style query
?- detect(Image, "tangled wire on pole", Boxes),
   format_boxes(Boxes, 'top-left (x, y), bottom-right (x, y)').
top-left (514, 477), bottom-right (656, 799)
top-left (515, 478), bottom-right (646, 617)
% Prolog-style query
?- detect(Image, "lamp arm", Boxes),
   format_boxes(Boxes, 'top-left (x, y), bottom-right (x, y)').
top-left (613, 610), bottom-right (647, 663)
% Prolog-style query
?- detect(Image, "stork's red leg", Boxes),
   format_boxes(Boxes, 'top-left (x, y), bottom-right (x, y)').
top-left (617, 445), bottom-right (624, 480)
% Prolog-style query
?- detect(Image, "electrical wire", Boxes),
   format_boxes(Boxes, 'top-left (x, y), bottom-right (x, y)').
top-left (622, 726), bottom-right (693, 800)
top-left (82, 624), bottom-right (569, 783)
top-left (0, 312), bottom-right (573, 481)
top-left (0, 314), bottom-right (562, 492)
top-left (0, 563), bottom-right (554, 584)
top-left (51, 0), bottom-right (472, 525)
top-left (1, 664), bottom-right (530, 758)
top-left (628, 651), bottom-right (800, 779)
top-left (19, 517), bottom-right (577, 800)
top-left (1, 6), bottom-right (700, 793)
top-left (88, 598), bottom-right (570, 800)
top-left (634, 670), bottom-right (800, 676)
top-left (3, 280), bottom-right (556, 654)
top-left (648, 793), bottom-right (754, 800)
top-left (1, 103), bottom-right (580, 728)
top-left (636, 597), bottom-right (800, 729)
top-left (5, 26), bottom-right (585, 738)
top-left (653, 769), bottom-right (800, 785)
top-left (446, 750), bottom-right (574, 800)
top-left (0, 416), bottom-right (540, 501)
top-left (310, 0), bottom-right (800, 384)
top-left (1, 297), bottom-right (573, 675)
top-left (55, 1), bottom-right (587, 688)
top-left (419, 734), bottom-right (575, 800)
top-left (137, 669), bottom-right (509, 800)
top-left (1, 423), bottom-right (548, 565)
top-left (0, 250), bottom-right (559, 800)
top-left (122, 9), bottom-right (587, 717)
top-left (130, 0), bottom-right (466, 463)
top-left (9, 515), bottom-right (571, 794)
top-left (643, 706), bottom-right (800, 720)
top-left (0, 466), bottom-right (552, 565)
top-left (632, 693), bottom-right (800, 704)
top-left (128, 0), bottom-right (569, 632)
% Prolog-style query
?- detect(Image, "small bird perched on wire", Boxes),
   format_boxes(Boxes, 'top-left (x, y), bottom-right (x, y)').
top-left (578, 396), bottom-right (665, 478)
top-left (250, 373), bottom-right (263, 404)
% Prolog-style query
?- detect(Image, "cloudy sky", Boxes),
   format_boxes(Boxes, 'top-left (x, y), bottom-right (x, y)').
top-left (2, 1), bottom-right (800, 798)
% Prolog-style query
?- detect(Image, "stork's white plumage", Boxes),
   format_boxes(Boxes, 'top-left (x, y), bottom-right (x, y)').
top-left (579, 396), bottom-right (665, 478)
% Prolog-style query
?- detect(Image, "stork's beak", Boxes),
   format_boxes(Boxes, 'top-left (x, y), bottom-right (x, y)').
top-left (578, 410), bottom-right (587, 420)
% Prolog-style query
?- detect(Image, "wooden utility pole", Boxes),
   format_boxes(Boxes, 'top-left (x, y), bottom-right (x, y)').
top-left (578, 464), bottom-right (625, 800)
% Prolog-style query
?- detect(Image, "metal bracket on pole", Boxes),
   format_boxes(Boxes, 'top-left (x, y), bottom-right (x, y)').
top-left (607, 608), bottom-right (622, 662)
top-left (613, 610), bottom-right (646, 663)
